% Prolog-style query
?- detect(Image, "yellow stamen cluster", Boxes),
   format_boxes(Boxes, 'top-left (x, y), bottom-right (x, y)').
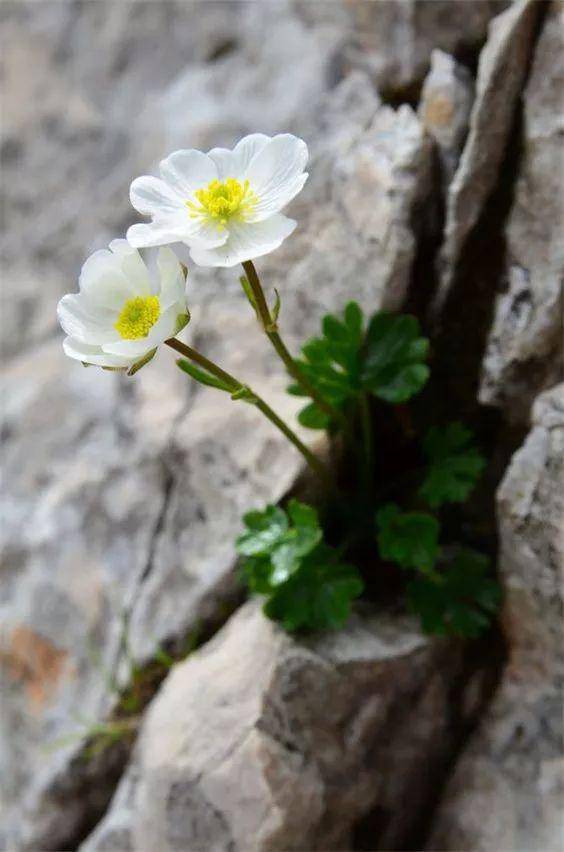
top-left (187, 178), bottom-right (257, 229)
top-left (115, 295), bottom-right (160, 340)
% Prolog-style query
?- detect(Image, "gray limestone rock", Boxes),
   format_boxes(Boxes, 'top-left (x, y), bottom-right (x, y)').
top-left (418, 49), bottom-right (474, 192)
top-left (479, 1), bottom-right (564, 423)
top-left (82, 601), bottom-right (471, 852)
top-left (343, 0), bottom-right (507, 99)
top-left (428, 383), bottom-right (564, 852)
top-left (434, 0), bottom-right (541, 311)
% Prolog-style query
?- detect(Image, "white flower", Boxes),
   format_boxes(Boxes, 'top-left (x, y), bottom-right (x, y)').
top-left (57, 240), bottom-right (189, 373)
top-left (127, 133), bottom-right (308, 268)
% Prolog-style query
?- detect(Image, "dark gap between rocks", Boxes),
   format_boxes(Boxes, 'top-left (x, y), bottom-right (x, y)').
top-left (355, 12), bottom-right (548, 851)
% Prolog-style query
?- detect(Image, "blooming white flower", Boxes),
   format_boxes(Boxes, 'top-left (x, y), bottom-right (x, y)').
top-left (57, 240), bottom-right (189, 373)
top-left (127, 133), bottom-right (308, 268)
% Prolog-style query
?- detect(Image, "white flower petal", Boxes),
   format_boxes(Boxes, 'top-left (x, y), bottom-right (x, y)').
top-left (159, 149), bottom-right (218, 196)
top-left (245, 134), bottom-right (308, 220)
top-left (63, 337), bottom-right (131, 369)
top-left (127, 221), bottom-right (189, 249)
top-left (78, 250), bottom-right (138, 310)
top-left (58, 294), bottom-right (120, 345)
top-left (108, 240), bottom-right (152, 294)
top-left (208, 134), bottom-right (271, 180)
top-left (129, 175), bottom-right (185, 217)
top-left (156, 247), bottom-right (187, 310)
top-left (189, 214), bottom-right (296, 268)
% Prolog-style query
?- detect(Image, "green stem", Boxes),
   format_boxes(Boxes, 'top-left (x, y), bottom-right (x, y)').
top-left (359, 392), bottom-right (374, 497)
top-left (165, 338), bottom-right (332, 487)
top-left (241, 260), bottom-right (347, 429)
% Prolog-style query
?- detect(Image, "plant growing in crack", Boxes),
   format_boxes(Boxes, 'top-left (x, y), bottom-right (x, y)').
top-left (58, 133), bottom-right (500, 638)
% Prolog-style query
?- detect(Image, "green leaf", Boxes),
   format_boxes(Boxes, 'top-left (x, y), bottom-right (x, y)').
top-left (237, 500), bottom-right (322, 587)
top-left (230, 385), bottom-right (258, 404)
top-left (289, 301), bottom-right (365, 429)
top-left (360, 312), bottom-right (430, 403)
top-left (177, 359), bottom-right (233, 392)
top-left (264, 544), bottom-right (363, 632)
top-left (238, 501), bottom-right (362, 632)
top-left (297, 403), bottom-right (331, 430)
top-left (419, 423), bottom-right (486, 507)
top-left (376, 503), bottom-right (440, 574)
top-left (407, 548), bottom-right (501, 637)
top-left (237, 505), bottom-right (289, 556)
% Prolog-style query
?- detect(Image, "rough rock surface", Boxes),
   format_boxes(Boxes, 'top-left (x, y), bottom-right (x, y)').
top-left (428, 383), bottom-right (564, 852)
top-left (83, 601), bottom-right (472, 852)
top-left (434, 0), bottom-right (541, 310)
top-left (479, 0), bottom-right (564, 423)
top-left (418, 49), bottom-right (474, 192)
top-left (343, 0), bottom-right (507, 99)
top-left (0, 4), bottom-right (434, 848)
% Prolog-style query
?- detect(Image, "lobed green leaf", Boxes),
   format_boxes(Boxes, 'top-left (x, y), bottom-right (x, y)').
top-left (419, 423), bottom-right (486, 507)
top-left (376, 503), bottom-right (440, 574)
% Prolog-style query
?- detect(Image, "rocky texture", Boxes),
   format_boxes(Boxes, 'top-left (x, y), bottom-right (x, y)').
top-left (0, 4), bottom-right (435, 847)
top-left (479, 0), bottom-right (564, 423)
top-left (428, 383), bottom-right (564, 851)
top-left (418, 50), bottom-right (474, 192)
top-left (434, 0), bottom-right (541, 311)
top-left (343, 0), bottom-right (507, 100)
top-left (83, 600), bottom-right (478, 852)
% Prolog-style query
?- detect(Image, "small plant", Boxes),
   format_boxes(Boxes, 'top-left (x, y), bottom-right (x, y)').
top-left (57, 132), bottom-right (500, 641)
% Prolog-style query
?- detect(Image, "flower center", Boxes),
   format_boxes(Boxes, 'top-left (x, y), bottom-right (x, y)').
top-left (187, 178), bottom-right (257, 229)
top-left (115, 295), bottom-right (160, 339)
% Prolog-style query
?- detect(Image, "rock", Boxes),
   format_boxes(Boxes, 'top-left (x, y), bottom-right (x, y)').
top-left (0, 4), bottom-right (436, 845)
top-left (82, 601), bottom-right (472, 852)
top-left (418, 50), bottom-right (474, 192)
top-left (428, 383), bottom-right (564, 852)
top-left (342, 0), bottom-right (507, 100)
top-left (434, 0), bottom-right (541, 311)
top-left (479, 1), bottom-right (564, 423)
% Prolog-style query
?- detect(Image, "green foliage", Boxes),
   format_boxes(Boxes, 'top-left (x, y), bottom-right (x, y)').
top-left (360, 313), bottom-right (430, 403)
top-left (407, 549), bottom-right (501, 637)
top-left (237, 500), bottom-right (363, 632)
top-left (177, 358), bottom-right (233, 392)
top-left (289, 303), bottom-right (430, 429)
top-left (288, 302), bottom-right (364, 429)
top-left (376, 503), bottom-right (440, 574)
top-left (419, 423), bottom-right (486, 507)
top-left (264, 545), bottom-right (363, 632)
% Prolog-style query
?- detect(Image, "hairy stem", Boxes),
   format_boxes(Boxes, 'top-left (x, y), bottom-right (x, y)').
top-left (165, 338), bottom-right (332, 486)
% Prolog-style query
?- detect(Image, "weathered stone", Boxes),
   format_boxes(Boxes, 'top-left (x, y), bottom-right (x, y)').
top-left (479, 1), bottom-right (564, 423)
top-left (428, 383), bottom-right (564, 852)
top-left (0, 3), bottom-right (436, 845)
top-left (342, 0), bottom-right (507, 100)
top-left (418, 49), bottom-right (474, 191)
top-left (434, 0), bottom-right (541, 310)
top-left (82, 601), bottom-right (472, 852)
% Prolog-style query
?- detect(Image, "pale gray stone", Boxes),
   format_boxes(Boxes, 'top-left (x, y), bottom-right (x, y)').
top-left (418, 49), bottom-right (474, 191)
top-left (343, 0), bottom-right (507, 99)
top-left (82, 601), bottom-right (471, 852)
top-left (479, 1), bottom-right (564, 423)
top-left (434, 0), bottom-right (541, 310)
top-left (428, 383), bottom-right (564, 852)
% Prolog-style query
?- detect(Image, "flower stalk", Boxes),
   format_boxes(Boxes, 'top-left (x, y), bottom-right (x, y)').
top-left (165, 338), bottom-right (332, 487)
top-left (241, 261), bottom-right (347, 429)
